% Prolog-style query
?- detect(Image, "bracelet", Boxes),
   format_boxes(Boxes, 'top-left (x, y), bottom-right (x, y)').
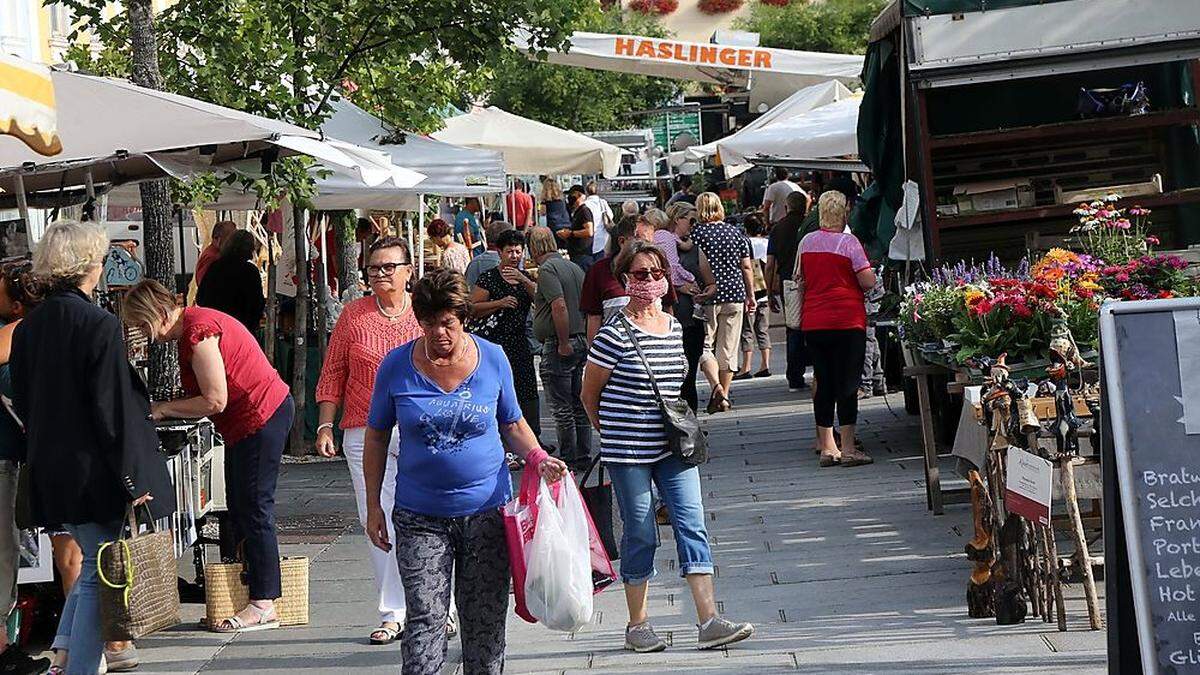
top-left (317, 422), bottom-right (334, 433)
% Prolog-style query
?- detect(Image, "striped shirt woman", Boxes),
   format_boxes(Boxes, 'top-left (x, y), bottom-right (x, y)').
top-left (588, 314), bottom-right (687, 465)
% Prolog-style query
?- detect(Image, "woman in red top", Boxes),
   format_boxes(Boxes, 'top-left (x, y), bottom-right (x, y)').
top-left (314, 237), bottom-right (422, 644)
top-left (794, 191), bottom-right (876, 468)
top-left (123, 280), bottom-right (293, 633)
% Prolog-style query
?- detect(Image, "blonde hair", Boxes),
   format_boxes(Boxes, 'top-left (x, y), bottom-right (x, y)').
top-left (33, 221), bottom-right (108, 288)
top-left (666, 202), bottom-right (697, 224)
top-left (640, 207), bottom-right (670, 232)
top-left (540, 179), bottom-right (563, 202)
top-left (526, 226), bottom-right (558, 259)
top-left (121, 279), bottom-right (179, 335)
top-left (818, 190), bottom-right (849, 231)
top-left (695, 192), bottom-right (725, 223)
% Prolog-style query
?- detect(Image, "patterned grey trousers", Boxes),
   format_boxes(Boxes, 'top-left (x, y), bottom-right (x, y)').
top-left (393, 507), bottom-right (510, 675)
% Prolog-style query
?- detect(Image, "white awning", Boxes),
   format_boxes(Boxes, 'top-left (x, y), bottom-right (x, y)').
top-left (722, 95), bottom-right (864, 174)
top-left (432, 106), bottom-right (624, 177)
top-left (516, 31), bottom-right (863, 109)
top-left (687, 80), bottom-right (853, 173)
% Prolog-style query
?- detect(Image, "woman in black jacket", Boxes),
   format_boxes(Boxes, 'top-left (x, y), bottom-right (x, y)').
top-left (195, 229), bottom-right (265, 334)
top-left (10, 222), bottom-right (174, 675)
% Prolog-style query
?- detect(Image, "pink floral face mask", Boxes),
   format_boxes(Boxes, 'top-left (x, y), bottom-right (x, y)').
top-left (625, 275), bottom-right (669, 303)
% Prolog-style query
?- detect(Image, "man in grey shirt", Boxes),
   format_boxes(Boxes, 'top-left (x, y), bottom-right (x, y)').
top-left (528, 226), bottom-right (590, 468)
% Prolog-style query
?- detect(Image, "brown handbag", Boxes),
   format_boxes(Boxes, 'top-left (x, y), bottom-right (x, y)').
top-left (97, 506), bottom-right (181, 640)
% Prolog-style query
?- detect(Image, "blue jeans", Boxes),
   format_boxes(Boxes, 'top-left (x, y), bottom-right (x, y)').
top-left (53, 521), bottom-right (121, 675)
top-left (606, 455), bottom-right (714, 585)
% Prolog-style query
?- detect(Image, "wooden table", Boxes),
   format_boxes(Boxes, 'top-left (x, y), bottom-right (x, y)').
top-left (903, 363), bottom-right (971, 515)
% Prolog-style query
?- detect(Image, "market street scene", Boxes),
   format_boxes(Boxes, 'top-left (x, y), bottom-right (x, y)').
top-left (0, 0), bottom-right (1197, 673)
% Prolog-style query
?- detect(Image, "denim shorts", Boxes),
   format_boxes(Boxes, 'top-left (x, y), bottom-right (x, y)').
top-left (606, 454), bottom-right (714, 585)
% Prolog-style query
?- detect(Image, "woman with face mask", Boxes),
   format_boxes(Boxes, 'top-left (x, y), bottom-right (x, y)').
top-left (581, 240), bottom-right (754, 655)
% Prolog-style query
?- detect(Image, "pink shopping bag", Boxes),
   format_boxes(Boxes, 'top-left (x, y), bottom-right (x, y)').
top-left (503, 463), bottom-right (617, 624)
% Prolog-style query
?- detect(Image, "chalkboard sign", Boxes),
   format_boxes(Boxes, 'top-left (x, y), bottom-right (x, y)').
top-left (1101, 298), bottom-right (1200, 674)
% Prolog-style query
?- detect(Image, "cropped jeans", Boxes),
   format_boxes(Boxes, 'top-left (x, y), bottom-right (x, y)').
top-left (606, 454), bottom-right (714, 585)
top-left (53, 521), bottom-right (122, 675)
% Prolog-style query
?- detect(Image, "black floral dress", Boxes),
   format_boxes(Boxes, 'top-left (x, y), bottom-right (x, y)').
top-left (469, 267), bottom-right (538, 409)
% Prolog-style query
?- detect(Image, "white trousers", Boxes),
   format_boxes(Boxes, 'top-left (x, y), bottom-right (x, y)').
top-left (342, 427), bottom-right (406, 624)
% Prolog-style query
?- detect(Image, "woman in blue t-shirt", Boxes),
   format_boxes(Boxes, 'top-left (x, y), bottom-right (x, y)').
top-left (363, 268), bottom-right (567, 675)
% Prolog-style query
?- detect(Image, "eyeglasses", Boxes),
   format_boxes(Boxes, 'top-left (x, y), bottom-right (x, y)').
top-left (628, 268), bottom-right (666, 281)
top-left (366, 262), bottom-right (411, 277)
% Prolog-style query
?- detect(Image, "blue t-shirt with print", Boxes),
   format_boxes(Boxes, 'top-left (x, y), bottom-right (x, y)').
top-left (367, 336), bottom-right (521, 518)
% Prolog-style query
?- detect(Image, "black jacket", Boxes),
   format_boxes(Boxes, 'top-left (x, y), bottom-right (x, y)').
top-left (10, 288), bottom-right (175, 526)
top-left (195, 257), bottom-right (265, 334)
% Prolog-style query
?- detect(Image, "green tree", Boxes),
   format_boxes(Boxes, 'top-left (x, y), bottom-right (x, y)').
top-left (486, 7), bottom-right (681, 131)
top-left (61, 0), bottom-right (590, 453)
top-left (734, 0), bottom-right (885, 54)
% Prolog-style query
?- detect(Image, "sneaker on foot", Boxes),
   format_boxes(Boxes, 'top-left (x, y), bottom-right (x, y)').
top-left (625, 622), bottom-right (668, 653)
top-left (697, 616), bottom-right (754, 650)
top-left (105, 644), bottom-right (139, 672)
top-left (0, 648), bottom-right (51, 675)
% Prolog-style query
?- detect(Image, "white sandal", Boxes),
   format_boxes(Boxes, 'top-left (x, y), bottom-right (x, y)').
top-left (213, 604), bottom-right (280, 633)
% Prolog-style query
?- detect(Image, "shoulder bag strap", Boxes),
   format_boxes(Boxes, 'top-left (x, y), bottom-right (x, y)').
top-left (617, 313), bottom-right (666, 408)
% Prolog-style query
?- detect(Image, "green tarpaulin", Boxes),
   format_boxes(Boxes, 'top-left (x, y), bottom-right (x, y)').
top-left (854, 36), bottom-right (905, 260)
top-left (903, 0), bottom-right (1073, 16)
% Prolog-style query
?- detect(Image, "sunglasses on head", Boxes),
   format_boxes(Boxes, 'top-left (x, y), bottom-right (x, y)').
top-left (628, 268), bottom-right (665, 281)
top-left (366, 262), bottom-right (411, 277)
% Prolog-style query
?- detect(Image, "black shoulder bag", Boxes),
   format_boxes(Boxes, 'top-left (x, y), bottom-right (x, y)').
top-left (618, 315), bottom-right (707, 466)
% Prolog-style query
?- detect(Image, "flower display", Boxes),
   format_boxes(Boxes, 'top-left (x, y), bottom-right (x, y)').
top-left (902, 197), bottom-right (1195, 365)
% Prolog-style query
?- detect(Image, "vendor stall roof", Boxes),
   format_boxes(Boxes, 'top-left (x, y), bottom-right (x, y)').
top-left (722, 95), bottom-right (866, 175)
top-left (432, 106), bottom-right (624, 178)
top-left (900, 0), bottom-right (1200, 87)
top-left (0, 67), bottom-right (325, 195)
top-left (515, 31), bottom-right (863, 110)
top-left (687, 80), bottom-right (854, 176)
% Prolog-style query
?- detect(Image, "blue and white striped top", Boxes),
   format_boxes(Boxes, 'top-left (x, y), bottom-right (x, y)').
top-left (587, 314), bottom-right (687, 465)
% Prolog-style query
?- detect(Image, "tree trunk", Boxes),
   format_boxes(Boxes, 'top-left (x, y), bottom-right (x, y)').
top-left (265, 228), bottom-right (277, 365)
top-left (287, 205), bottom-right (309, 456)
top-left (314, 215), bottom-right (329, 355)
top-left (335, 211), bottom-right (360, 302)
top-left (128, 0), bottom-right (179, 399)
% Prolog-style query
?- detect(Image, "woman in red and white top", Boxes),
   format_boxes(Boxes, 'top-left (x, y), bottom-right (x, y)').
top-left (314, 237), bottom-right (422, 645)
top-left (794, 190), bottom-right (876, 468)
top-left (123, 280), bottom-right (293, 633)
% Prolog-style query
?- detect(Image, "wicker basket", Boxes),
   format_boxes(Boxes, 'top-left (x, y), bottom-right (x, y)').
top-left (203, 557), bottom-right (309, 627)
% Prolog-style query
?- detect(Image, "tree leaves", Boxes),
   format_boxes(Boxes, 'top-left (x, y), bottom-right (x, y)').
top-left (734, 0), bottom-right (885, 55)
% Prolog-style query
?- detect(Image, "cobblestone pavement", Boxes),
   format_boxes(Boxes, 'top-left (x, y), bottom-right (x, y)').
top-left (138, 347), bottom-right (1107, 674)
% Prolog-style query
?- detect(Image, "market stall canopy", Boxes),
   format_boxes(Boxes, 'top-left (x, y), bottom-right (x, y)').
top-left (0, 68), bottom-right (415, 204)
top-left (431, 106), bottom-right (623, 178)
top-left (0, 55), bottom-right (61, 156)
top-left (515, 31), bottom-right (863, 109)
top-left (319, 97), bottom-right (505, 203)
top-left (686, 80), bottom-right (853, 173)
top-left (718, 95), bottom-right (865, 176)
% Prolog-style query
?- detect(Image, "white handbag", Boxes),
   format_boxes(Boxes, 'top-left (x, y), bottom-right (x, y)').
top-left (782, 279), bottom-right (803, 331)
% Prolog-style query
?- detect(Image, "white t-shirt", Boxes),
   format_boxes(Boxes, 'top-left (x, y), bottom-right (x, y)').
top-left (750, 236), bottom-right (769, 261)
top-left (586, 195), bottom-right (614, 255)
top-left (763, 180), bottom-right (803, 224)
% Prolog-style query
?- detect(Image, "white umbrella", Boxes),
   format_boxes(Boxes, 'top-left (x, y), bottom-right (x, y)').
top-left (0, 55), bottom-right (61, 156)
top-left (432, 106), bottom-right (623, 178)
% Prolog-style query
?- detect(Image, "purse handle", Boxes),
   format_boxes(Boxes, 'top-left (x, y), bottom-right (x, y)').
top-left (617, 313), bottom-right (667, 409)
top-left (97, 503), bottom-right (158, 611)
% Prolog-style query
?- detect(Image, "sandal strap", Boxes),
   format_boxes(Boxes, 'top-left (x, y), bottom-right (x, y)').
top-left (221, 604), bottom-right (276, 629)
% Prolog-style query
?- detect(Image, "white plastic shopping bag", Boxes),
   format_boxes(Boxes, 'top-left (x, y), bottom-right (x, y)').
top-left (523, 475), bottom-right (594, 632)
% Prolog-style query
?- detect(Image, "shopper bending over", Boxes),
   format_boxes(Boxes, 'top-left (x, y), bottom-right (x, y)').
top-left (581, 240), bottom-right (754, 653)
top-left (12, 223), bottom-right (174, 674)
top-left (123, 279), bottom-right (293, 632)
top-left (363, 269), bottom-right (567, 675)
top-left (794, 190), bottom-right (876, 467)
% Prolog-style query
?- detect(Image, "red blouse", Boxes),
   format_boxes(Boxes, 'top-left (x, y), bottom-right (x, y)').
top-left (178, 307), bottom-right (289, 445)
top-left (798, 229), bottom-right (871, 332)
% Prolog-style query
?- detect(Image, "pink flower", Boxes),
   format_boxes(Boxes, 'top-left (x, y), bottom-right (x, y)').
top-left (1145, 235), bottom-right (1160, 246)
top-left (1115, 272), bottom-right (1130, 282)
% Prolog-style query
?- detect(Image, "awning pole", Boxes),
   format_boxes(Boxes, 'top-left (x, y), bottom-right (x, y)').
top-left (502, 177), bottom-right (511, 223)
top-left (417, 195), bottom-right (426, 278)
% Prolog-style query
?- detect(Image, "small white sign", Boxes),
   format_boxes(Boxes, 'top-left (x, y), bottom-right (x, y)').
top-left (1005, 446), bottom-right (1054, 526)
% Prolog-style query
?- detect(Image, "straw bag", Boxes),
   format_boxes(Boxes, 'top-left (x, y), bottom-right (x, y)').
top-left (782, 279), bottom-right (803, 331)
top-left (97, 506), bottom-right (181, 640)
top-left (204, 557), bottom-right (309, 628)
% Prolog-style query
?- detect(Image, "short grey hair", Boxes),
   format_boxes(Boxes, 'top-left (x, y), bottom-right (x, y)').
top-left (33, 221), bottom-right (108, 288)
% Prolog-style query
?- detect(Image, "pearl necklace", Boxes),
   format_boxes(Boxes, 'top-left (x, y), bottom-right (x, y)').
top-left (375, 294), bottom-right (409, 322)
top-left (424, 336), bottom-right (469, 367)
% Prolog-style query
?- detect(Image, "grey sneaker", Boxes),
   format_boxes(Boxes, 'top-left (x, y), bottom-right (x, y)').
top-left (697, 617), bottom-right (754, 650)
top-left (624, 621), bottom-right (668, 653)
top-left (104, 644), bottom-right (139, 672)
